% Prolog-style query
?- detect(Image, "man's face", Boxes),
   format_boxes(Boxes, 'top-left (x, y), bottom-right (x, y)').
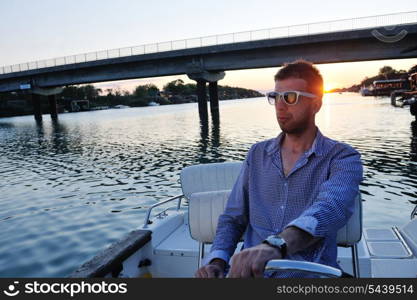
top-left (274, 77), bottom-right (321, 135)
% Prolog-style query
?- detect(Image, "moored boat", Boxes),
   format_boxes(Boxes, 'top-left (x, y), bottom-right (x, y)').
top-left (359, 87), bottom-right (374, 97)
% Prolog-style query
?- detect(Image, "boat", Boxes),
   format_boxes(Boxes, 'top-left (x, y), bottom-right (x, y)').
top-left (65, 99), bottom-right (90, 112)
top-left (113, 105), bottom-right (130, 109)
top-left (359, 87), bottom-right (374, 97)
top-left (90, 106), bottom-right (110, 111)
top-left (372, 79), bottom-right (409, 97)
top-left (71, 162), bottom-right (417, 278)
top-left (148, 101), bottom-right (160, 106)
top-left (390, 73), bottom-right (417, 119)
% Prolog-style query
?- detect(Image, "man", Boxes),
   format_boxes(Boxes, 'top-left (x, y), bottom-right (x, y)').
top-left (195, 60), bottom-right (363, 278)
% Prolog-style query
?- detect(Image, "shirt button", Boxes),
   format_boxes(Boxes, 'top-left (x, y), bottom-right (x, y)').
top-left (281, 206), bottom-right (284, 209)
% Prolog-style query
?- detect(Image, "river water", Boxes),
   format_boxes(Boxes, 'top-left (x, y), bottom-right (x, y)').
top-left (0, 93), bottom-right (416, 277)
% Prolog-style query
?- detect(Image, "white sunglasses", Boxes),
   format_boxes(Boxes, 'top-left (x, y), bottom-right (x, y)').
top-left (267, 91), bottom-right (318, 105)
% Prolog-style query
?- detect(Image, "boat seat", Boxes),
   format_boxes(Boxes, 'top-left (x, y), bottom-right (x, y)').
top-left (180, 162), bottom-right (242, 268)
top-left (180, 162), bottom-right (243, 200)
top-left (364, 228), bottom-right (413, 259)
top-left (184, 162), bottom-right (363, 276)
top-left (337, 193), bottom-right (362, 247)
top-left (400, 217), bottom-right (417, 256)
top-left (371, 259), bottom-right (417, 278)
top-left (189, 190), bottom-right (231, 244)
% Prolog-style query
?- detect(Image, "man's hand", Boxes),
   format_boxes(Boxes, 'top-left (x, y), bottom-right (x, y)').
top-left (228, 243), bottom-right (282, 278)
top-left (195, 258), bottom-right (226, 278)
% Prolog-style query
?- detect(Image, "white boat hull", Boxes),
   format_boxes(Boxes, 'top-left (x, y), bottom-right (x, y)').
top-left (71, 207), bottom-right (417, 278)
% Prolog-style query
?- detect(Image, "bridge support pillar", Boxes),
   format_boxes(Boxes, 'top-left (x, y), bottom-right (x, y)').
top-left (196, 80), bottom-right (208, 122)
top-left (31, 86), bottom-right (63, 121)
top-left (187, 71), bottom-right (225, 123)
top-left (48, 95), bottom-right (58, 120)
top-left (32, 93), bottom-right (42, 121)
top-left (209, 81), bottom-right (219, 124)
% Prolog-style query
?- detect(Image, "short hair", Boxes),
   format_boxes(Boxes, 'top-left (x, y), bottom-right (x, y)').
top-left (274, 59), bottom-right (323, 97)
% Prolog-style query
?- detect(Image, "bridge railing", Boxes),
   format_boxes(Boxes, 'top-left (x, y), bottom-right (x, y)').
top-left (1, 10), bottom-right (417, 76)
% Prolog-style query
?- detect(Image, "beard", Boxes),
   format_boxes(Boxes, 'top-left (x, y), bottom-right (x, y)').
top-left (278, 115), bottom-right (312, 135)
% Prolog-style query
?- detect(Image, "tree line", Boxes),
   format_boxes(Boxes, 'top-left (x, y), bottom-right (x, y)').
top-left (60, 79), bottom-right (264, 108)
top-left (0, 79), bottom-right (264, 117)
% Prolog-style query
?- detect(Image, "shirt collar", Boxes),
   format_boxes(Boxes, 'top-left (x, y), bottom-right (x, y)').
top-left (266, 128), bottom-right (324, 157)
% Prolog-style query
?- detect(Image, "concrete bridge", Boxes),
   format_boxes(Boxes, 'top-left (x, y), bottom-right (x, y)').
top-left (1, 11), bottom-right (416, 121)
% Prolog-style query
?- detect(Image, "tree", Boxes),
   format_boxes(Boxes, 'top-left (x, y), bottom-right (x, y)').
top-left (409, 65), bottom-right (417, 74)
top-left (163, 79), bottom-right (186, 95)
top-left (148, 84), bottom-right (159, 96)
top-left (61, 86), bottom-right (81, 99)
top-left (81, 84), bottom-right (99, 100)
top-left (61, 84), bottom-right (101, 100)
top-left (378, 66), bottom-right (395, 79)
top-left (183, 83), bottom-right (196, 95)
top-left (133, 84), bottom-right (159, 98)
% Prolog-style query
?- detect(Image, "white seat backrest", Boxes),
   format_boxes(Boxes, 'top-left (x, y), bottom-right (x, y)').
top-left (189, 190), bottom-right (231, 243)
top-left (187, 163), bottom-right (362, 247)
top-left (336, 193), bottom-right (362, 246)
top-left (180, 162), bottom-right (243, 200)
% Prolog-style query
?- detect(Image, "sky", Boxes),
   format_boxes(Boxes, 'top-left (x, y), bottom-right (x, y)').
top-left (1, 0), bottom-right (416, 92)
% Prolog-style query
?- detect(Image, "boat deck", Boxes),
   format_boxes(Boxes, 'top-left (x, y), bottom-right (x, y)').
top-left (147, 211), bottom-right (417, 278)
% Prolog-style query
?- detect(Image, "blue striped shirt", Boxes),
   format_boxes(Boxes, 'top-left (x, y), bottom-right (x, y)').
top-left (206, 129), bottom-right (363, 277)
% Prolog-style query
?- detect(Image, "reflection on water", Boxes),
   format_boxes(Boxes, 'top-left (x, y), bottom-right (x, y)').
top-left (197, 116), bottom-right (222, 164)
top-left (411, 121), bottom-right (417, 162)
top-left (0, 94), bottom-right (416, 277)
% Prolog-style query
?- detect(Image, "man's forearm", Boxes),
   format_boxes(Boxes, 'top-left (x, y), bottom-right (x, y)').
top-left (279, 226), bottom-right (321, 255)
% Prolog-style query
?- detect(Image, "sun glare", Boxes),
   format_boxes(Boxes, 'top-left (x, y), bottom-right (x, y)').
top-left (324, 83), bottom-right (336, 93)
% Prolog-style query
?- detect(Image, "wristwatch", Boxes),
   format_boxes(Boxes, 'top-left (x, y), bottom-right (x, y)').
top-left (262, 235), bottom-right (287, 258)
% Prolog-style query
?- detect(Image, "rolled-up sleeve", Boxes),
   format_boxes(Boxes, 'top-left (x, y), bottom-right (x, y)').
top-left (204, 151), bottom-right (251, 265)
top-left (285, 145), bottom-right (363, 238)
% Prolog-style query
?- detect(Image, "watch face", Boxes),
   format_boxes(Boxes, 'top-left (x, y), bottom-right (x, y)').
top-left (266, 235), bottom-right (286, 248)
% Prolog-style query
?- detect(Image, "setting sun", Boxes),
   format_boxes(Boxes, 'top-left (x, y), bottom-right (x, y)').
top-left (323, 82), bottom-right (339, 93)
